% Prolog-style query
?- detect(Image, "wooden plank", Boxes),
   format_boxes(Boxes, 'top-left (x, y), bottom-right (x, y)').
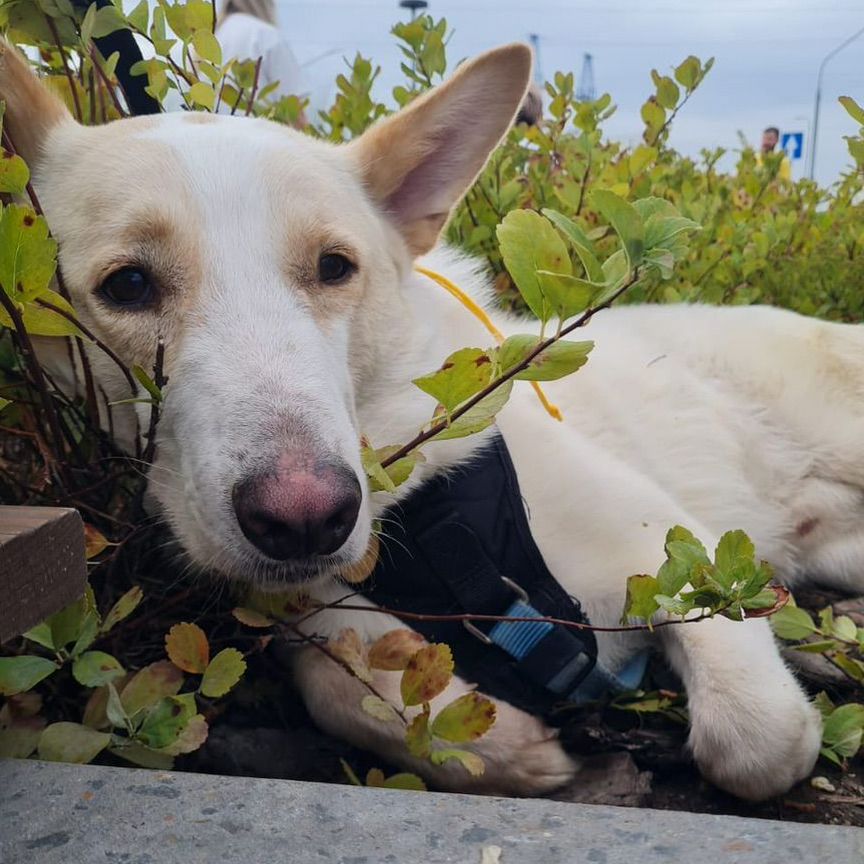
top-left (0, 505), bottom-right (87, 643)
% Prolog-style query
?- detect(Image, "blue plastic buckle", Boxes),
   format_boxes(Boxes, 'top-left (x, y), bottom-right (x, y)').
top-left (462, 577), bottom-right (554, 661)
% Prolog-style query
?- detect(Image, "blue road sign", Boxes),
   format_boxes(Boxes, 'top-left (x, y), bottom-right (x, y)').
top-left (781, 132), bottom-right (804, 160)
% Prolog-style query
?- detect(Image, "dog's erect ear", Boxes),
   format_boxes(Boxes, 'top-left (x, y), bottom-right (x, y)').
top-left (0, 40), bottom-right (71, 167)
top-left (349, 44), bottom-right (532, 257)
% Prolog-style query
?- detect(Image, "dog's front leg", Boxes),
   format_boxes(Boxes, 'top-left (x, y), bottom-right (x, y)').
top-left (662, 615), bottom-right (821, 800)
top-left (289, 644), bottom-right (578, 796)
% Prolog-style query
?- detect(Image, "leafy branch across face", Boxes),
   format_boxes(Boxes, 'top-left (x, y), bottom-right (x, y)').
top-left (364, 192), bottom-right (701, 488)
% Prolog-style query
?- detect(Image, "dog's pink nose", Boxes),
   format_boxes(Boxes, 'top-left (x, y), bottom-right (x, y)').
top-left (232, 456), bottom-right (361, 560)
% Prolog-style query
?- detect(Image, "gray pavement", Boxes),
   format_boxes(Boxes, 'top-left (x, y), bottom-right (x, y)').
top-left (1, 759), bottom-right (861, 863)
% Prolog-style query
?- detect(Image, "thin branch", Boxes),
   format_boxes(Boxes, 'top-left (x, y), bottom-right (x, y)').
top-left (304, 585), bottom-right (788, 635)
top-left (141, 339), bottom-right (167, 466)
top-left (0, 289), bottom-right (68, 484)
top-left (88, 47), bottom-right (129, 118)
top-left (45, 15), bottom-right (83, 122)
top-left (277, 620), bottom-right (409, 725)
top-left (35, 298), bottom-right (138, 398)
top-left (244, 57), bottom-right (263, 116)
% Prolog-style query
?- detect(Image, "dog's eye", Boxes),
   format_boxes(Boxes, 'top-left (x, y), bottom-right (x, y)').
top-left (318, 253), bottom-right (354, 284)
top-left (98, 267), bottom-right (154, 308)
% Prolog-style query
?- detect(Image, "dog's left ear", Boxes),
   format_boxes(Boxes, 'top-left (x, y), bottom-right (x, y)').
top-left (0, 40), bottom-right (71, 168)
top-left (349, 44), bottom-right (532, 257)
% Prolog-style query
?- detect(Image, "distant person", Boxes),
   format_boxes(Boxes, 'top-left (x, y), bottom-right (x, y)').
top-left (757, 126), bottom-right (791, 181)
top-left (515, 83), bottom-right (543, 126)
top-left (216, 0), bottom-right (307, 123)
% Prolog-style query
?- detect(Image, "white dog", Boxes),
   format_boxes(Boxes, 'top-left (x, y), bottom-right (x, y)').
top-left (5, 39), bottom-right (860, 800)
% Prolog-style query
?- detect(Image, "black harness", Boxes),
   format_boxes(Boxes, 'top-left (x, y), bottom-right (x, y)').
top-left (359, 433), bottom-right (646, 718)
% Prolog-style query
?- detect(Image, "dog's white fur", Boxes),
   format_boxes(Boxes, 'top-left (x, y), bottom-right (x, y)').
top-left (5, 39), bottom-right (861, 800)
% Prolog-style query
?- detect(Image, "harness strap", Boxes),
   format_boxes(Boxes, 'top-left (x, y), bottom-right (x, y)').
top-left (360, 433), bottom-right (645, 718)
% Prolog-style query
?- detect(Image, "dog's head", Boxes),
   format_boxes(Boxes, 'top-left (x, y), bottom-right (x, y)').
top-left (0, 41), bottom-right (530, 583)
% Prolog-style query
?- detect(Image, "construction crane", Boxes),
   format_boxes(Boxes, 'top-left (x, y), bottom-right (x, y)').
top-left (576, 53), bottom-right (595, 101)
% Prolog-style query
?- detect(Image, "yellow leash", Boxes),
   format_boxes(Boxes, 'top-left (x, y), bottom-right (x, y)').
top-left (415, 266), bottom-right (563, 421)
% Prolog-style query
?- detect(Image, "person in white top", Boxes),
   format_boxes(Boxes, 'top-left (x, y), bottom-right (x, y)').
top-left (216, 0), bottom-right (307, 124)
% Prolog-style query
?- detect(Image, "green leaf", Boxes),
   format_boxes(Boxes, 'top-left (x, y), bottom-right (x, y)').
top-left (0, 723), bottom-right (43, 759)
top-left (38, 722), bottom-right (111, 764)
top-left (361, 695), bottom-right (400, 723)
top-left (405, 709), bottom-right (432, 759)
top-left (430, 692), bottom-right (496, 743)
top-left (831, 615), bottom-right (858, 643)
top-left (100, 586), bottom-right (144, 633)
top-left (91, 4), bottom-right (128, 38)
top-left (674, 56), bottom-right (701, 90)
top-left (106, 682), bottom-right (130, 729)
top-left (621, 574), bottom-right (660, 624)
top-left (121, 661), bottom-right (184, 717)
top-left (413, 348), bottom-right (494, 412)
top-left (127, 0), bottom-right (149, 32)
top-left (361, 445), bottom-right (424, 493)
top-left (199, 648), bottom-right (246, 698)
top-left (838, 96), bottom-right (864, 126)
top-left (430, 748), bottom-right (485, 776)
top-left (822, 703), bottom-right (864, 758)
top-left (401, 643), bottom-right (453, 707)
top-left (22, 622), bottom-right (54, 651)
top-left (188, 81), bottom-right (216, 112)
top-left (0, 149), bottom-right (30, 195)
top-left (644, 215), bottom-right (702, 251)
top-left (540, 209), bottom-right (605, 284)
top-left (379, 772), bottom-right (427, 791)
top-left (498, 335), bottom-right (594, 382)
top-left (654, 73), bottom-right (680, 110)
top-left (714, 530), bottom-right (755, 577)
top-left (497, 209), bottom-right (572, 321)
top-left (430, 380), bottom-right (513, 441)
top-left (110, 742), bottom-right (174, 770)
top-left (132, 365), bottom-right (163, 403)
top-left (192, 30), bottom-right (222, 65)
top-left (535, 271), bottom-right (596, 320)
top-left (137, 694), bottom-right (196, 749)
top-left (0, 205), bottom-right (57, 300)
top-left (0, 656), bottom-right (58, 696)
top-left (0, 397), bottom-right (9, 413)
top-left (591, 190), bottom-right (644, 270)
top-left (72, 651), bottom-right (125, 688)
top-left (770, 604), bottom-right (817, 641)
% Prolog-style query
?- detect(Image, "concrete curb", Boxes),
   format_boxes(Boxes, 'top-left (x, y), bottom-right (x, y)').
top-left (1, 759), bottom-right (861, 863)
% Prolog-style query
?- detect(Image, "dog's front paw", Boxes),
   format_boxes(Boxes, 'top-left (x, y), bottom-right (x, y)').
top-left (688, 682), bottom-right (821, 801)
top-left (468, 721), bottom-right (579, 797)
top-left (447, 708), bottom-right (579, 797)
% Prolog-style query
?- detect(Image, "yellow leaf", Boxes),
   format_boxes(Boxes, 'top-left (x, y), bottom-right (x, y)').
top-left (430, 692), bottom-right (497, 743)
top-left (368, 629), bottom-right (426, 671)
top-left (231, 607), bottom-right (274, 628)
top-left (165, 622), bottom-right (209, 673)
top-left (327, 629), bottom-right (372, 683)
top-left (83, 524), bottom-right (109, 559)
top-left (101, 586), bottom-right (144, 633)
top-left (361, 695), bottom-right (400, 723)
top-left (400, 643), bottom-right (453, 707)
top-left (199, 648), bottom-right (246, 698)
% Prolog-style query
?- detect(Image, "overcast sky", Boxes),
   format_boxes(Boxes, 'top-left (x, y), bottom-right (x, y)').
top-left (279, 0), bottom-right (864, 185)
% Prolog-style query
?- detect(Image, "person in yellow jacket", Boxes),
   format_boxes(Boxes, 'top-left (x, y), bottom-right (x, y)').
top-left (756, 126), bottom-right (792, 181)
